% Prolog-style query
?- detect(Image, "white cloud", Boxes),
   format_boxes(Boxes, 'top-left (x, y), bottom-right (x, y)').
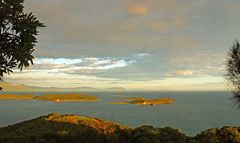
top-left (6, 53), bottom-right (153, 88)
top-left (87, 58), bottom-right (112, 66)
top-left (134, 53), bottom-right (151, 58)
top-left (169, 53), bottom-right (225, 77)
top-left (72, 59), bottom-right (132, 70)
top-left (26, 53), bottom-right (150, 74)
top-left (35, 58), bottom-right (83, 65)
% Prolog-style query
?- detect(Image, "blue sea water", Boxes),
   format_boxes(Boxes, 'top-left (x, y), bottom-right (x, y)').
top-left (0, 91), bottom-right (239, 136)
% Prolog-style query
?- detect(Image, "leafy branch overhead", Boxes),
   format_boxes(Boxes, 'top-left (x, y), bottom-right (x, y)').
top-left (0, 0), bottom-right (45, 81)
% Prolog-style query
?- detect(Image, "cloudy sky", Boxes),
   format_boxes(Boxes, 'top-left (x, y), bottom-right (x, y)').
top-left (5, 0), bottom-right (240, 91)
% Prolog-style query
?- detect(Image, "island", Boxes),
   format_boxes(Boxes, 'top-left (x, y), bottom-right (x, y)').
top-left (34, 93), bottom-right (99, 102)
top-left (112, 97), bottom-right (175, 105)
top-left (0, 94), bottom-right (34, 100)
top-left (0, 93), bottom-right (99, 102)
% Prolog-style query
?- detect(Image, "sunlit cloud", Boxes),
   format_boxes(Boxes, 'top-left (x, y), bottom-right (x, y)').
top-left (71, 59), bottom-right (133, 71)
top-left (169, 53), bottom-right (225, 77)
top-left (134, 53), bottom-right (151, 57)
top-left (35, 58), bottom-right (83, 65)
top-left (128, 5), bottom-right (148, 16)
top-left (16, 53), bottom-right (150, 75)
top-left (86, 58), bottom-right (112, 66)
top-left (5, 72), bottom-right (225, 91)
top-left (176, 70), bottom-right (194, 76)
top-left (5, 72), bottom-right (119, 88)
top-left (170, 54), bottom-right (223, 64)
top-left (151, 18), bottom-right (185, 31)
top-left (9, 0), bottom-right (235, 91)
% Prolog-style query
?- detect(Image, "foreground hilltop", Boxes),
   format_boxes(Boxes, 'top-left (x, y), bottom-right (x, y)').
top-left (0, 113), bottom-right (126, 143)
top-left (0, 113), bottom-right (239, 143)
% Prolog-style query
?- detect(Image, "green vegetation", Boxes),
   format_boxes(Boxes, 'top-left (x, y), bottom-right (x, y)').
top-left (0, 93), bottom-right (98, 102)
top-left (112, 97), bottom-right (175, 106)
top-left (0, 0), bottom-right (44, 88)
top-left (226, 40), bottom-right (240, 106)
top-left (0, 113), bottom-right (239, 143)
top-left (195, 127), bottom-right (240, 143)
top-left (0, 113), bottom-right (123, 143)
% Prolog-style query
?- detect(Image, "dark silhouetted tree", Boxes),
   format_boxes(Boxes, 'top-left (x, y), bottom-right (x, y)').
top-left (226, 40), bottom-right (240, 106)
top-left (0, 0), bottom-right (45, 89)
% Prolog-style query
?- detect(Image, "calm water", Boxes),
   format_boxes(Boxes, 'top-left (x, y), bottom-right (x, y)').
top-left (0, 91), bottom-right (239, 135)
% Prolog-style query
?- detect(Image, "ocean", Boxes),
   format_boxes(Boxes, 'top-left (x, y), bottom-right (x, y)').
top-left (0, 91), bottom-right (239, 136)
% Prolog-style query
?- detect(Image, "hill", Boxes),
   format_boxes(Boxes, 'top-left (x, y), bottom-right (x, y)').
top-left (0, 81), bottom-right (96, 92)
top-left (0, 82), bottom-right (34, 92)
top-left (0, 113), bottom-right (240, 143)
top-left (0, 82), bottom-right (125, 92)
top-left (0, 113), bottom-right (126, 143)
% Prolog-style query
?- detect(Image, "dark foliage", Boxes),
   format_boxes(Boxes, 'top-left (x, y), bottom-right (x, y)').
top-left (117, 125), bottom-right (193, 143)
top-left (195, 126), bottom-right (240, 143)
top-left (225, 40), bottom-right (240, 107)
top-left (0, 0), bottom-right (44, 85)
top-left (0, 123), bottom-right (194, 143)
top-left (0, 115), bottom-right (107, 143)
top-left (1, 114), bottom-right (240, 143)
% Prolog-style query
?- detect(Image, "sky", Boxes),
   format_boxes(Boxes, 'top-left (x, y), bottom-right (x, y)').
top-left (5, 0), bottom-right (240, 91)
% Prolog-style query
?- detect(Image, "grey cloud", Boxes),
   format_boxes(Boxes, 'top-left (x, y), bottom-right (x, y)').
top-left (18, 0), bottom-right (240, 85)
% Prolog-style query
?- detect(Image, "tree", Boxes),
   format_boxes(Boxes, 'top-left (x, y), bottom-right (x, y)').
top-left (225, 40), bottom-right (240, 105)
top-left (0, 0), bottom-right (45, 87)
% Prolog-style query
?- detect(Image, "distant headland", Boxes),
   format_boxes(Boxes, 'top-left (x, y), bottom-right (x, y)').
top-left (0, 81), bottom-right (125, 92)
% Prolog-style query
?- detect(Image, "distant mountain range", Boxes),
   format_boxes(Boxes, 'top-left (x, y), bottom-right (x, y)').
top-left (0, 82), bottom-right (125, 92)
